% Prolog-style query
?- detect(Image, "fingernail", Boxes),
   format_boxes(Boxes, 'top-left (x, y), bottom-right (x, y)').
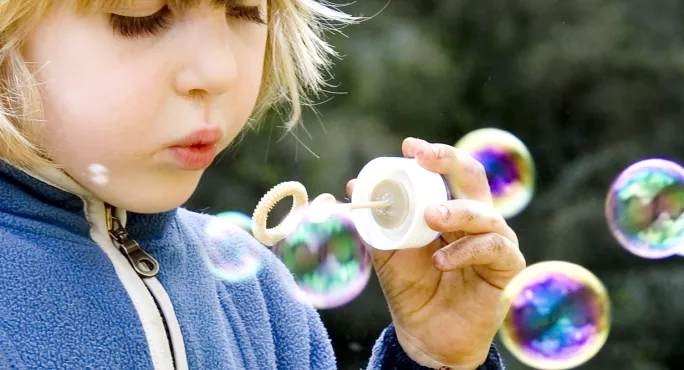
top-left (405, 138), bottom-right (415, 155)
top-left (437, 204), bottom-right (450, 220)
top-left (434, 251), bottom-right (447, 269)
top-left (415, 142), bottom-right (427, 158)
top-left (418, 140), bottom-right (433, 159)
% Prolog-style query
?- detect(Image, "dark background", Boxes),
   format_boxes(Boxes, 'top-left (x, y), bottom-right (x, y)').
top-left (186, 1), bottom-right (684, 369)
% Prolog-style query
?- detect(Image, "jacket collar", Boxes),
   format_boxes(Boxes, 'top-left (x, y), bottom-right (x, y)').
top-left (0, 161), bottom-right (177, 242)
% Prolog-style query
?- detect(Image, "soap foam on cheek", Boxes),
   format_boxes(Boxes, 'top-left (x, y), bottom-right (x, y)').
top-left (88, 163), bottom-right (110, 186)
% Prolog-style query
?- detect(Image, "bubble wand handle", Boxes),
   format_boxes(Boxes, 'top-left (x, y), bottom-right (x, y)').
top-left (346, 200), bottom-right (391, 210)
top-left (252, 182), bottom-right (391, 247)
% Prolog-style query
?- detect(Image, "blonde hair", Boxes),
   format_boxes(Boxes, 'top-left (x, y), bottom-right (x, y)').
top-left (0, 0), bottom-right (357, 169)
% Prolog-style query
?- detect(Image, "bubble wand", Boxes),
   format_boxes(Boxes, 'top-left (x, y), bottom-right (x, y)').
top-left (252, 157), bottom-right (452, 250)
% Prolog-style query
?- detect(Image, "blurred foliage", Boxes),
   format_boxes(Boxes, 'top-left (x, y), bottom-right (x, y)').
top-left (187, 0), bottom-right (684, 368)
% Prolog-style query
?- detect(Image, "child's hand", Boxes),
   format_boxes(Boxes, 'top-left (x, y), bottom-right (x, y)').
top-left (346, 138), bottom-right (526, 370)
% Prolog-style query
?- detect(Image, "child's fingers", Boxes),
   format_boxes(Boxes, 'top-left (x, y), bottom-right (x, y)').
top-left (432, 233), bottom-right (526, 285)
top-left (407, 138), bottom-right (493, 205)
top-left (425, 199), bottom-right (517, 244)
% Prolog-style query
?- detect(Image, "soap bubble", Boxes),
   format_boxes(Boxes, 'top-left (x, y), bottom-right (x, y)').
top-left (348, 342), bottom-right (363, 353)
top-left (454, 128), bottom-right (535, 219)
top-left (88, 163), bottom-right (109, 186)
top-left (215, 211), bottom-right (253, 235)
top-left (499, 261), bottom-right (611, 370)
top-left (203, 215), bottom-right (262, 282)
top-left (272, 203), bottom-right (372, 309)
top-left (605, 159), bottom-right (684, 259)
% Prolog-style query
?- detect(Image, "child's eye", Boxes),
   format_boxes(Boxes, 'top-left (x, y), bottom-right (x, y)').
top-left (109, 4), bottom-right (265, 39)
top-left (227, 5), bottom-right (266, 25)
top-left (109, 6), bottom-right (172, 38)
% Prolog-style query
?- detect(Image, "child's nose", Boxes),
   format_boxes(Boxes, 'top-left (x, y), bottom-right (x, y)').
top-left (174, 11), bottom-right (239, 97)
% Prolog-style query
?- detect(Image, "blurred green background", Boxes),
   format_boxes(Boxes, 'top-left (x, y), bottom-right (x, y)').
top-left (186, 0), bottom-right (684, 368)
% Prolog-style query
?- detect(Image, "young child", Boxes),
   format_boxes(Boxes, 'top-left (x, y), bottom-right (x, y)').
top-left (0, 0), bottom-right (525, 369)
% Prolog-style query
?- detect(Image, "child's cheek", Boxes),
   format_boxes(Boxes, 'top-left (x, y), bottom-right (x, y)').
top-left (26, 18), bottom-right (167, 162)
top-left (39, 62), bottom-right (164, 162)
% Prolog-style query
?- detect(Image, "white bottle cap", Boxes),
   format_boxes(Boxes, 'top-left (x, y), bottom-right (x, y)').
top-left (351, 157), bottom-right (451, 250)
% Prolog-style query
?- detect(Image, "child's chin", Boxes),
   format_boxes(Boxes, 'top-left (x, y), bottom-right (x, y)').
top-left (120, 190), bottom-right (194, 214)
top-left (95, 184), bottom-right (196, 214)
top-left (123, 200), bottom-right (187, 214)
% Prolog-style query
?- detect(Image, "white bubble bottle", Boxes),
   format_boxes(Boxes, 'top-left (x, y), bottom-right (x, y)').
top-left (350, 157), bottom-right (452, 250)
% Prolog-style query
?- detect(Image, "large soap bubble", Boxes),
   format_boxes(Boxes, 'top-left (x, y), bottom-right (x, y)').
top-left (605, 158), bottom-right (684, 259)
top-left (499, 261), bottom-right (610, 370)
top-left (272, 203), bottom-right (372, 309)
top-left (203, 212), bottom-right (262, 282)
top-left (455, 128), bottom-right (535, 218)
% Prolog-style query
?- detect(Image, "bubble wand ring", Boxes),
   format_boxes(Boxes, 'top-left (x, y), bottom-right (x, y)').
top-left (252, 181), bottom-right (309, 246)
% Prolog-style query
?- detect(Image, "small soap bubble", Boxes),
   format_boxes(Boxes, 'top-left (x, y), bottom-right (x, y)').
top-left (273, 202), bottom-right (371, 309)
top-left (203, 213), bottom-right (262, 282)
top-left (88, 163), bottom-right (109, 186)
top-left (348, 342), bottom-right (363, 353)
top-left (499, 261), bottom-right (611, 370)
top-left (308, 194), bottom-right (339, 224)
top-left (605, 159), bottom-right (684, 259)
top-left (215, 211), bottom-right (253, 235)
top-left (454, 128), bottom-right (535, 219)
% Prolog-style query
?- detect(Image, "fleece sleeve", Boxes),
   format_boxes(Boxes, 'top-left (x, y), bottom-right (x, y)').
top-left (366, 323), bottom-right (505, 370)
top-left (305, 306), bottom-right (337, 370)
top-left (0, 326), bottom-right (26, 370)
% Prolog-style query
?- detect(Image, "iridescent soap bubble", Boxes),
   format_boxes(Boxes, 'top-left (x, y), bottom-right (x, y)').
top-left (605, 159), bottom-right (684, 259)
top-left (203, 214), bottom-right (262, 282)
top-left (215, 211), bottom-right (253, 235)
top-left (499, 261), bottom-right (611, 370)
top-left (454, 128), bottom-right (535, 219)
top-left (272, 203), bottom-right (372, 309)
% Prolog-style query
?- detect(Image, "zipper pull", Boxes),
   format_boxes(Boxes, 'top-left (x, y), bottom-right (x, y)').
top-left (107, 211), bottom-right (159, 278)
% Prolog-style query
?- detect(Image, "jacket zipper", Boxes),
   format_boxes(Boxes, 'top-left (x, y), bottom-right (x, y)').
top-left (105, 203), bottom-right (176, 368)
top-left (105, 205), bottom-right (159, 278)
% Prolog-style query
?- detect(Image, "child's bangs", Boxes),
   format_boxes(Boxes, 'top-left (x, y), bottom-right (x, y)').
top-left (74, 0), bottom-right (135, 12)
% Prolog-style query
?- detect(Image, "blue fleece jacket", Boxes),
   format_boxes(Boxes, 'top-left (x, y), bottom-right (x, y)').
top-left (0, 162), bottom-right (504, 369)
